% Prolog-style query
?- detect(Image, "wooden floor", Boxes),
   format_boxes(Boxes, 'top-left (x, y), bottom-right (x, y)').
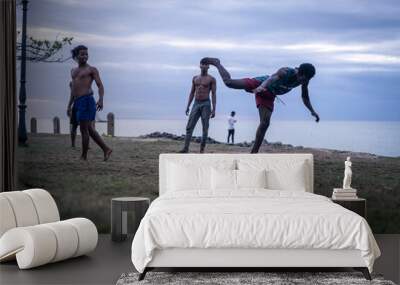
top-left (0, 235), bottom-right (133, 285)
top-left (0, 234), bottom-right (399, 285)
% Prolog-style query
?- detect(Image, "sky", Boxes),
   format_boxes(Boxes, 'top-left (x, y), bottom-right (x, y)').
top-left (17, 0), bottom-right (400, 121)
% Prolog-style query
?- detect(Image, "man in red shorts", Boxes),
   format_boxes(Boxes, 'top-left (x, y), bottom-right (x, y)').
top-left (201, 57), bottom-right (319, 153)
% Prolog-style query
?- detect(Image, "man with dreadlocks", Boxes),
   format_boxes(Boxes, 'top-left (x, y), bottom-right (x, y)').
top-left (201, 57), bottom-right (319, 153)
top-left (67, 45), bottom-right (112, 161)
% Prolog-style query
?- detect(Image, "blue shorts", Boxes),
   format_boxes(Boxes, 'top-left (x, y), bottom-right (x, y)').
top-left (75, 93), bottom-right (96, 122)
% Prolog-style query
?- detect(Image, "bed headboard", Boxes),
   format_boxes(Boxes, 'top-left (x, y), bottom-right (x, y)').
top-left (159, 153), bottom-right (314, 195)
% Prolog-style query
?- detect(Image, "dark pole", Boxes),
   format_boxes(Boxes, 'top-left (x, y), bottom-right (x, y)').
top-left (18, 0), bottom-right (28, 145)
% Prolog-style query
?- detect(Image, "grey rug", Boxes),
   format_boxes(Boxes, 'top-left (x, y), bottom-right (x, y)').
top-left (116, 272), bottom-right (396, 285)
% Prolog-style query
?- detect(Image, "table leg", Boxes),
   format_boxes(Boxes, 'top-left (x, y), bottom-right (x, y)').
top-left (111, 202), bottom-right (122, 241)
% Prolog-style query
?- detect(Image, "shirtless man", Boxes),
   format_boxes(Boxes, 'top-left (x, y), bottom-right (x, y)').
top-left (68, 45), bottom-right (112, 161)
top-left (179, 62), bottom-right (217, 153)
top-left (201, 57), bottom-right (319, 153)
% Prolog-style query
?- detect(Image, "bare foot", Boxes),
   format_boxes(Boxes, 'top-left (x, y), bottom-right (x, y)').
top-left (104, 149), bottom-right (112, 161)
top-left (200, 57), bottom-right (220, 66)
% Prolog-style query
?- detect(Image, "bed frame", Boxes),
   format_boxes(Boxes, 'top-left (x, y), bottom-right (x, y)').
top-left (138, 154), bottom-right (372, 280)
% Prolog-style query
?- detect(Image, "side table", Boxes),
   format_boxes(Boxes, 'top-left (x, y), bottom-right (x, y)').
top-left (111, 197), bottom-right (150, 242)
top-left (331, 198), bottom-right (366, 219)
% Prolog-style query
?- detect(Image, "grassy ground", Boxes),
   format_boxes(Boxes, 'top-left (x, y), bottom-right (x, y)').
top-left (17, 134), bottom-right (400, 234)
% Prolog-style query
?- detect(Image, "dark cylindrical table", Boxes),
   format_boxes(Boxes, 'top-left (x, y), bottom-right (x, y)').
top-left (111, 197), bottom-right (150, 242)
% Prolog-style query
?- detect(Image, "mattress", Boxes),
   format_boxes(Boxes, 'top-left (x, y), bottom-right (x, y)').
top-left (131, 190), bottom-right (380, 273)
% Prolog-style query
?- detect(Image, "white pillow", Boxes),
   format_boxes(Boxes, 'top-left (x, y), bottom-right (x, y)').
top-left (266, 161), bottom-right (307, 191)
top-left (238, 159), bottom-right (308, 191)
top-left (211, 168), bottom-right (236, 191)
top-left (167, 160), bottom-right (236, 192)
top-left (236, 169), bottom-right (267, 189)
top-left (167, 162), bottom-right (210, 191)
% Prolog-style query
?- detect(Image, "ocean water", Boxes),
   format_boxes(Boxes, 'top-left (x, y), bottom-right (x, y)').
top-left (30, 118), bottom-right (400, 157)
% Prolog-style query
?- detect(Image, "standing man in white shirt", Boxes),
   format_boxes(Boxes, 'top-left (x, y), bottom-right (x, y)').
top-left (227, 111), bottom-right (237, 144)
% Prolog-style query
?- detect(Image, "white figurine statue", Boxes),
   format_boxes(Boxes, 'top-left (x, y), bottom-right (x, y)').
top-left (342, 156), bottom-right (353, 189)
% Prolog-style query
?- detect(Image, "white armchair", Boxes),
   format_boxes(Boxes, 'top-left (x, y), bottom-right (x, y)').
top-left (0, 189), bottom-right (98, 269)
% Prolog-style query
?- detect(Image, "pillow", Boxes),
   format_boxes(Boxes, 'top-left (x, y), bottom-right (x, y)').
top-left (167, 160), bottom-right (236, 192)
top-left (167, 162), bottom-right (210, 191)
top-left (266, 161), bottom-right (307, 191)
top-left (236, 169), bottom-right (267, 189)
top-left (238, 159), bottom-right (308, 191)
top-left (211, 168), bottom-right (236, 191)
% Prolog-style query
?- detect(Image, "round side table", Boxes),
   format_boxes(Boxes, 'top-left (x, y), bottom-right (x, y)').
top-left (111, 197), bottom-right (150, 242)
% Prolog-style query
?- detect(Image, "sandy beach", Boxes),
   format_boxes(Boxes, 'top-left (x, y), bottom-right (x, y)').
top-left (17, 134), bottom-right (400, 234)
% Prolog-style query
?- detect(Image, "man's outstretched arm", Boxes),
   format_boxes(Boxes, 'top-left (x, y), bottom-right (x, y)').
top-left (67, 81), bottom-right (74, 117)
top-left (210, 77), bottom-right (216, 118)
top-left (92, 67), bottom-right (105, 111)
top-left (185, 77), bottom-right (196, 115)
top-left (301, 82), bottom-right (319, 122)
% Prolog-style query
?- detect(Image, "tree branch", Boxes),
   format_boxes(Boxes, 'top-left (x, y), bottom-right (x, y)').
top-left (16, 36), bottom-right (74, 63)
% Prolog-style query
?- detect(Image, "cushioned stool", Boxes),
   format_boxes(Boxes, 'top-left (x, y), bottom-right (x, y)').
top-left (0, 189), bottom-right (98, 269)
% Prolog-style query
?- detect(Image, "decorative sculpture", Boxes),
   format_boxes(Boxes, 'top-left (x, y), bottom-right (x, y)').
top-left (343, 157), bottom-right (353, 189)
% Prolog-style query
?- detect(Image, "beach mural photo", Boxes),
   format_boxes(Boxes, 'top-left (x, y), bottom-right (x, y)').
top-left (16, 0), bottom-right (399, 234)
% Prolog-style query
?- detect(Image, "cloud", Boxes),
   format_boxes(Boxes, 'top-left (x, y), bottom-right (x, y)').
top-left (98, 61), bottom-right (253, 72)
top-left (42, 0), bottom-right (114, 8)
top-left (282, 43), bottom-right (370, 53)
top-left (319, 66), bottom-right (400, 74)
top-left (28, 26), bottom-right (400, 57)
top-left (99, 62), bottom-right (197, 71)
top-left (136, 0), bottom-right (400, 18)
top-left (28, 98), bottom-right (56, 104)
top-left (334, 53), bottom-right (400, 65)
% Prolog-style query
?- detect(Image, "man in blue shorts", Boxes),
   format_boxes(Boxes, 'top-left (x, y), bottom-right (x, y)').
top-left (201, 57), bottom-right (319, 153)
top-left (69, 45), bottom-right (112, 161)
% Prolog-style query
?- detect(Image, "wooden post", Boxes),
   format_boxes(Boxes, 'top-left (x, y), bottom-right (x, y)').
top-left (53, 116), bottom-right (60, 134)
top-left (30, 118), bottom-right (37, 134)
top-left (107, 112), bottom-right (115, 137)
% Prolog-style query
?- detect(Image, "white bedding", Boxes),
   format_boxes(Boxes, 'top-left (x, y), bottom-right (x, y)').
top-left (131, 190), bottom-right (380, 273)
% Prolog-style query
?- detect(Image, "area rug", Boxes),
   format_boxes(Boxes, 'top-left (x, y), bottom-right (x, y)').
top-left (116, 271), bottom-right (396, 285)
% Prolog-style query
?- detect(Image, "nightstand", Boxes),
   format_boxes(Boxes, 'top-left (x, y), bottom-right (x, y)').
top-left (111, 197), bottom-right (150, 242)
top-left (331, 198), bottom-right (366, 218)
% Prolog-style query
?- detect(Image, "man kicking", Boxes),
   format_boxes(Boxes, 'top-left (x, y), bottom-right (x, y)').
top-left (201, 57), bottom-right (319, 153)
top-left (179, 61), bottom-right (217, 153)
top-left (70, 45), bottom-right (112, 161)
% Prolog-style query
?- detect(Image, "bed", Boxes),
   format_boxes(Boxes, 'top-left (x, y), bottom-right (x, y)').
top-left (131, 153), bottom-right (380, 280)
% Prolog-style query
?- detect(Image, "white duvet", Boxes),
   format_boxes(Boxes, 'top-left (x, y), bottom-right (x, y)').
top-left (131, 190), bottom-right (380, 273)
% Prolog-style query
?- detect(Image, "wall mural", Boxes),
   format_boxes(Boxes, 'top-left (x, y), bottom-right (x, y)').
top-left (16, 0), bottom-right (400, 234)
